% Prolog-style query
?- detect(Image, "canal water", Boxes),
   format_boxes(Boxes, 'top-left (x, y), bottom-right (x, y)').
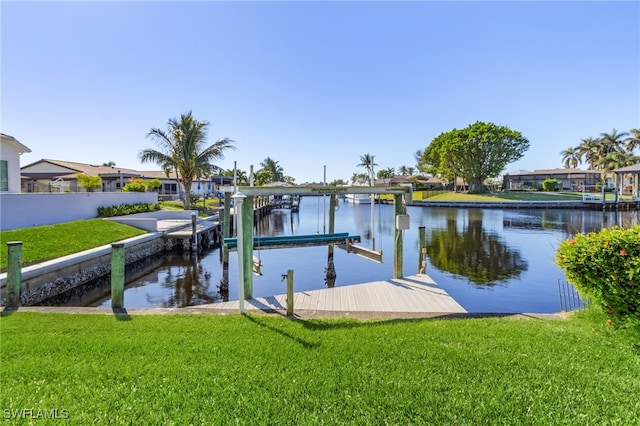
top-left (75, 197), bottom-right (639, 313)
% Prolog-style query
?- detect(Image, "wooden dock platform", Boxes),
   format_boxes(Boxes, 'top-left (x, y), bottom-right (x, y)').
top-left (187, 274), bottom-right (467, 319)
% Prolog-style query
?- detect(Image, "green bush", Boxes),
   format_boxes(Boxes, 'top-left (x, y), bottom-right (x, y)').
top-left (556, 225), bottom-right (640, 326)
top-left (123, 178), bottom-right (162, 192)
top-left (541, 178), bottom-right (558, 191)
top-left (97, 203), bottom-right (159, 217)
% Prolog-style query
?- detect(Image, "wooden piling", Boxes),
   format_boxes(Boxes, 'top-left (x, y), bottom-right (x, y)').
top-left (418, 226), bottom-right (426, 274)
top-left (393, 194), bottom-right (404, 279)
top-left (191, 211), bottom-right (198, 252)
top-left (6, 241), bottom-right (23, 308)
top-left (110, 242), bottom-right (125, 309)
top-left (286, 269), bottom-right (294, 317)
top-left (325, 194), bottom-right (337, 287)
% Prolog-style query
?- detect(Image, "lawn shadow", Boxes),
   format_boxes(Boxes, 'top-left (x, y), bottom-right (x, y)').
top-left (243, 313), bottom-right (320, 349)
top-left (112, 308), bottom-right (132, 321)
top-left (0, 306), bottom-right (18, 317)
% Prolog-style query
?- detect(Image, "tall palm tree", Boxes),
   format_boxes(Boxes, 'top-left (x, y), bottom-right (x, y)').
top-left (140, 111), bottom-right (235, 209)
top-left (259, 157), bottom-right (284, 183)
top-left (577, 137), bottom-right (604, 170)
top-left (599, 129), bottom-right (629, 156)
top-left (357, 153), bottom-right (378, 186)
top-left (560, 147), bottom-right (582, 169)
top-left (625, 128), bottom-right (640, 153)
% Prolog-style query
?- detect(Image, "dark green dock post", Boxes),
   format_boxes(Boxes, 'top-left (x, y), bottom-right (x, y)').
top-left (393, 194), bottom-right (405, 279)
top-left (111, 242), bottom-right (125, 309)
top-left (6, 241), bottom-right (23, 308)
top-left (242, 195), bottom-right (254, 299)
top-left (286, 269), bottom-right (294, 317)
top-left (418, 226), bottom-right (426, 274)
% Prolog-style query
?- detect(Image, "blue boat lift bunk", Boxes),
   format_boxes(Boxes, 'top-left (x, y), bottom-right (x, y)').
top-left (218, 184), bottom-right (411, 307)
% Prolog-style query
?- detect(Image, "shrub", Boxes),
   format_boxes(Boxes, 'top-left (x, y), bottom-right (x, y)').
top-left (123, 178), bottom-right (161, 192)
top-left (97, 203), bottom-right (159, 217)
top-left (541, 178), bottom-right (558, 191)
top-left (556, 225), bottom-right (640, 326)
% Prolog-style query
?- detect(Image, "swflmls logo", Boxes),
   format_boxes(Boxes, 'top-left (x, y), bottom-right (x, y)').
top-left (3, 408), bottom-right (70, 419)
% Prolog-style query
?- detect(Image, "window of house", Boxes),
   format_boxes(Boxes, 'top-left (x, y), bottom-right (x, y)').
top-left (0, 160), bottom-right (8, 192)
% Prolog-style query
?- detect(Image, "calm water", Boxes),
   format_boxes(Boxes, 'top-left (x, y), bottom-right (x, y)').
top-left (83, 196), bottom-right (639, 313)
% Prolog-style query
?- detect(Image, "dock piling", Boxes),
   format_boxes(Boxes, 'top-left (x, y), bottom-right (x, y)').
top-left (6, 241), bottom-right (23, 308)
top-left (418, 226), bottom-right (426, 274)
top-left (110, 242), bottom-right (125, 309)
top-left (286, 270), bottom-right (294, 317)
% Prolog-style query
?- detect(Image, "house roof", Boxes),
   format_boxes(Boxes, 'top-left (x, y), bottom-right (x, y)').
top-left (1, 133), bottom-right (32, 154)
top-left (504, 168), bottom-right (601, 176)
top-left (20, 158), bottom-right (176, 180)
top-left (613, 163), bottom-right (640, 174)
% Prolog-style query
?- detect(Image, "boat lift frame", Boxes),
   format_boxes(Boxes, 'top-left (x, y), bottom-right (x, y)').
top-left (219, 185), bottom-right (410, 301)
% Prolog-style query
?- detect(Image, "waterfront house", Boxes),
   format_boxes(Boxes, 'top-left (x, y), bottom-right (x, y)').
top-left (1, 133), bottom-right (32, 193)
top-left (502, 168), bottom-right (602, 191)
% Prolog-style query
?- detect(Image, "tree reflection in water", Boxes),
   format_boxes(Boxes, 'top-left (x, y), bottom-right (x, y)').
top-left (154, 253), bottom-right (223, 307)
top-left (426, 209), bottom-right (528, 286)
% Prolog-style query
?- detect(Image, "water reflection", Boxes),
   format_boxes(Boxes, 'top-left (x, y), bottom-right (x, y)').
top-left (426, 209), bottom-right (528, 286)
top-left (156, 253), bottom-right (222, 307)
top-left (503, 209), bottom-right (640, 236)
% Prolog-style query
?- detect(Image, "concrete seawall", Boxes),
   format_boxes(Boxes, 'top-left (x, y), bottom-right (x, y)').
top-left (0, 233), bottom-right (173, 306)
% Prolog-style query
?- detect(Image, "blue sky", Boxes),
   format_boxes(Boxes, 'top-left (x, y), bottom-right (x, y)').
top-left (2, 1), bottom-right (639, 184)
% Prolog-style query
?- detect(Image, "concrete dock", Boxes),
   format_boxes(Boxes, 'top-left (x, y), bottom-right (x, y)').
top-left (187, 274), bottom-right (468, 319)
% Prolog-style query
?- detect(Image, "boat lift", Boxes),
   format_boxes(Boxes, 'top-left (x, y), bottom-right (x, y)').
top-left (219, 184), bottom-right (410, 301)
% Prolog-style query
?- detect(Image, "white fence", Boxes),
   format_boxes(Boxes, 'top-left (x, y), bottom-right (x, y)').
top-left (0, 192), bottom-right (158, 231)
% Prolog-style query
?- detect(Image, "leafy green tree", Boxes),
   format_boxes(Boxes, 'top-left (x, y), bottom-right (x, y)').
top-left (560, 147), bottom-right (581, 169)
top-left (259, 157), bottom-right (284, 183)
top-left (420, 121), bottom-right (529, 193)
top-left (357, 153), bottom-right (377, 185)
top-left (140, 111), bottom-right (235, 209)
top-left (330, 178), bottom-right (348, 186)
top-left (377, 167), bottom-right (395, 179)
top-left (77, 173), bottom-right (102, 192)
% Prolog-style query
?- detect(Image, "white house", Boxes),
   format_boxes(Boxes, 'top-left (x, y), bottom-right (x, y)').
top-left (0, 133), bottom-right (32, 193)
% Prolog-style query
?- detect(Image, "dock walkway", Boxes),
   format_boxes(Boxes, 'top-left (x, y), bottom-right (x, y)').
top-left (188, 274), bottom-right (467, 319)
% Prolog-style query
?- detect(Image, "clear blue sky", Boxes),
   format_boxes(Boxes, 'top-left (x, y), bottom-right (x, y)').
top-left (2, 1), bottom-right (639, 184)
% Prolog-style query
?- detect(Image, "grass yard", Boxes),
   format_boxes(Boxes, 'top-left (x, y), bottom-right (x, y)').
top-left (1, 308), bottom-right (639, 424)
top-left (0, 220), bottom-right (146, 271)
top-left (424, 191), bottom-right (585, 202)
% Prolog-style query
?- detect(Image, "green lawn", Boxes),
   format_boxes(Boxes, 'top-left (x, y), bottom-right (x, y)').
top-left (424, 191), bottom-right (585, 202)
top-left (1, 308), bottom-right (638, 424)
top-left (0, 220), bottom-right (145, 271)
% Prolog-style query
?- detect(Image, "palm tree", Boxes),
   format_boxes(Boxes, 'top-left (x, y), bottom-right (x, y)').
top-left (140, 111), bottom-right (235, 209)
top-left (625, 128), bottom-right (640, 153)
top-left (560, 147), bottom-right (582, 169)
top-left (599, 129), bottom-right (628, 156)
top-left (577, 137), bottom-right (604, 170)
top-left (377, 167), bottom-right (395, 180)
top-left (259, 157), bottom-right (284, 183)
top-left (357, 153), bottom-right (377, 186)
top-left (398, 165), bottom-right (409, 175)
